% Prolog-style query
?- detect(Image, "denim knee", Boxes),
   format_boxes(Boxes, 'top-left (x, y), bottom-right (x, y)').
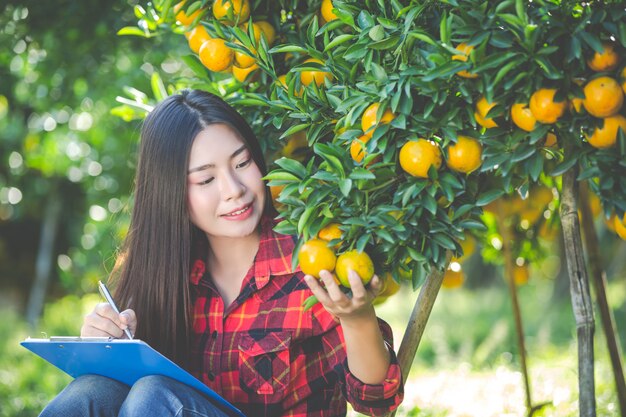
top-left (39, 374), bottom-right (129, 417)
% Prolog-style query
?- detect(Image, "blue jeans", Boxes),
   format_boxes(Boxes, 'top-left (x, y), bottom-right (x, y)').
top-left (39, 374), bottom-right (230, 417)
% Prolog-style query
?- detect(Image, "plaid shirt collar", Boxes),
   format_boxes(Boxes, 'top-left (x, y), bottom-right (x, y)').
top-left (189, 216), bottom-right (295, 293)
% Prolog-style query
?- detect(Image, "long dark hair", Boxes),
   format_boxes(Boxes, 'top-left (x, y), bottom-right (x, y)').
top-left (112, 89), bottom-right (271, 367)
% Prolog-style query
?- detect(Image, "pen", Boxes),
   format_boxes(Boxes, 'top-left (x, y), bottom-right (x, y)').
top-left (98, 280), bottom-right (133, 340)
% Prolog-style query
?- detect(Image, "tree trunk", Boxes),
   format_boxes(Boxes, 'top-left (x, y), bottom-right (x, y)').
top-left (386, 251), bottom-right (451, 417)
top-left (560, 168), bottom-right (596, 417)
top-left (26, 185), bottom-right (62, 327)
top-left (579, 182), bottom-right (626, 417)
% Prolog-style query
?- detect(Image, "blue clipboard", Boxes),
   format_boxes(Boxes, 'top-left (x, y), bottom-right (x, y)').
top-left (21, 337), bottom-right (246, 417)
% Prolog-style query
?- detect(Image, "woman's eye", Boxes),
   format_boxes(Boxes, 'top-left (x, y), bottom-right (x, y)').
top-left (198, 177), bottom-right (214, 185)
top-left (236, 158), bottom-right (252, 169)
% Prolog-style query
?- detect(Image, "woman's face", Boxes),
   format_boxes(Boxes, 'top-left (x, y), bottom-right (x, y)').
top-left (187, 123), bottom-right (266, 241)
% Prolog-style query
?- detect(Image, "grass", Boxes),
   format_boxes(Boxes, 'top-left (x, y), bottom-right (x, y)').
top-left (2, 273), bottom-right (624, 417)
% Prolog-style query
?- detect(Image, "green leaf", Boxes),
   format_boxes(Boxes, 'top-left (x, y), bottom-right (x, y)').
top-left (369, 25), bottom-right (385, 41)
top-left (549, 157), bottom-right (578, 177)
top-left (117, 26), bottom-right (150, 37)
top-left (432, 233), bottom-right (456, 250)
top-left (180, 54), bottom-right (209, 78)
top-left (150, 72), bottom-right (167, 102)
top-left (458, 219), bottom-right (487, 230)
top-left (368, 36), bottom-right (401, 50)
top-left (280, 123), bottom-right (310, 139)
top-left (324, 34), bottom-right (355, 52)
top-left (339, 178), bottom-right (353, 196)
top-left (302, 295), bottom-right (319, 311)
top-left (298, 205), bottom-right (317, 236)
top-left (579, 31), bottom-right (604, 53)
top-left (476, 189), bottom-right (505, 206)
top-left (269, 45), bottom-right (308, 54)
top-left (263, 171), bottom-right (301, 182)
top-left (275, 157), bottom-right (307, 179)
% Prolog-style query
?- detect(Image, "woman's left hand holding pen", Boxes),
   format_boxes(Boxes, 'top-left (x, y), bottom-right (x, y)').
top-left (80, 303), bottom-right (137, 339)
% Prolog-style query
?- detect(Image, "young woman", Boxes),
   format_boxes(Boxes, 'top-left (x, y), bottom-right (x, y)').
top-left (40, 89), bottom-right (404, 417)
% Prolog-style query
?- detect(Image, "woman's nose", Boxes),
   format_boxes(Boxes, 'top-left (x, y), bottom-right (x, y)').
top-left (219, 170), bottom-right (245, 200)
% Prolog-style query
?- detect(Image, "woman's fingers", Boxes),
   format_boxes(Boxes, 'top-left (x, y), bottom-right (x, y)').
top-left (80, 303), bottom-right (128, 338)
top-left (119, 309), bottom-right (137, 335)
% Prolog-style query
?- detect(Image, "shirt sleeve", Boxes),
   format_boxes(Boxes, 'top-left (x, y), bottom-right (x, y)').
top-left (312, 304), bottom-right (404, 416)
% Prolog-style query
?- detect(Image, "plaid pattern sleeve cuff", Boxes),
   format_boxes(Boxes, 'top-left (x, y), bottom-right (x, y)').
top-left (343, 343), bottom-right (404, 415)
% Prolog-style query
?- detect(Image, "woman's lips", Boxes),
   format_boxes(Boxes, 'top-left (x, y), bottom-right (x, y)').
top-left (222, 203), bottom-right (253, 220)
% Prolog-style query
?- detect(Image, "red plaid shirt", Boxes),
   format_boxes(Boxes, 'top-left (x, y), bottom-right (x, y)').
top-left (189, 217), bottom-right (403, 417)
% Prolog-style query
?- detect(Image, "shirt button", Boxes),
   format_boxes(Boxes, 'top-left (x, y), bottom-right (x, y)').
top-left (211, 330), bottom-right (218, 339)
top-left (207, 372), bottom-right (215, 381)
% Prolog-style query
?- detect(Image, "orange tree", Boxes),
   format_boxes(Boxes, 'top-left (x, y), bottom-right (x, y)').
top-left (117, 1), bottom-right (626, 415)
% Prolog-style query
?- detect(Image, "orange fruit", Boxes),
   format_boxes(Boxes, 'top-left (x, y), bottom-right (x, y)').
top-left (234, 22), bottom-right (262, 68)
top-left (174, 1), bottom-right (204, 25)
top-left (256, 21), bottom-right (276, 46)
top-left (187, 25), bottom-right (212, 53)
top-left (585, 114), bottom-right (626, 148)
top-left (300, 58), bottom-right (334, 87)
top-left (446, 135), bottom-right (482, 174)
top-left (318, 223), bottom-right (342, 243)
top-left (529, 88), bottom-right (567, 124)
top-left (378, 272), bottom-right (401, 297)
top-left (212, 0), bottom-right (250, 24)
top-left (276, 74), bottom-right (288, 89)
top-left (361, 102), bottom-right (396, 138)
top-left (232, 63), bottom-right (259, 82)
top-left (335, 250), bottom-right (375, 288)
top-left (613, 213), bottom-right (626, 240)
top-left (399, 139), bottom-right (443, 178)
top-left (474, 96), bottom-right (498, 128)
top-left (282, 131), bottom-right (308, 161)
top-left (605, 212), bottom-right (617, 232)
top-left (199, 38), bottom-right (233, 72)
top-left (270, 185), bottom-right (284, 209)
top-left (511, 103), bottom-right (537, 132)
top-left (350, 134), bottom-right (371, 163)
top-left (442, 262), bottom-right (464, 289)
top-left (621, 67), bottom-right (626, 94)
top-left (544, 132), bottom-right (558, 147)
top-left (583, 76), bottom-right (624, 118)
top-left (587, 42), bottom-right (620, 72)
top-left (298, 239), bottom-right (337, 278)
top-left (452, 43), bottom-right (478, 79)
top-left (320, 0), bottom-right (338, 23)
top-left (513, 263), bottom-right (529, 285)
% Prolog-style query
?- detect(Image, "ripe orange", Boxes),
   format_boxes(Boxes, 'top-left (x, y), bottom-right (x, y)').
top-left (621, 67), bottom-right (626, 94)
top-left (298, 239), bottom-right (337, 278)
top-left (232, 63), bottom-right (259, 82)
top-left (611, 213), bottom-right (626, 238)
top-left (234, 22), bottom-right (262, 68)
top-left (174, 1), bottom-right (204, 25)
top-left (605, 213), bottom-right (617, 232)
top-left (350, 135), bottom-right (371, 163)
top-left (335, 250), bottom-right (375, 287)
top-left (544, 132), bottom-right (558, 147)
top-left (452, 43), bottom-right (478, 79)
top-left (529, 88), bottom-right (567, 124)
top-left (187, 25), bottom-right (212, 53)
top-left (361, 103), bottom-right (396, 138)
top-left (320, 0), bottom-right (338, 23)
top-left (446, 135), bottom-right (482, 174)
top-left (587, 42), bottom-right (620, 72)
top-left (585, 114), bottom-right (626, 148)
top-left (270, 185), bottom-right (284, 209)
top-left (442, 262), bottom-right (464, 289)
top-left (474, 96), bottom-right (498, 128)
top-left (212, 0), bottom-right (250, 24)
top-left (317, 223), bottom-right (343, 248)
top-left (282, 131), bottom-right (308, 160)
top-left (583, 76), bottom-right (624, 118)
top-left (256, 21), bottom-right (276, 46)
top-left (378, 272), bottom-right (401, 297)
top-left (513, 263), bottom-right (529, 285)
top-left (510, 103), bottom-right (537, 132)
top-left (300, 58), bottom-right (334, 87)
top-left (399, 139), bottom-right (443, 178)
top-left (199, 38), bottom-right (233, 72)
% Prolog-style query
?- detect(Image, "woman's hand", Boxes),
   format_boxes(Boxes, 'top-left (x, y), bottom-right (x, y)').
top-left (81, 303), bottom-right (137, 339)
top-left (304, 269), bottom-right (383, 321)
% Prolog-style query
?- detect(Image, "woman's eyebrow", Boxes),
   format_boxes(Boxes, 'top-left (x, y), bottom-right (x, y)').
top-left (188, 145), bottom-right (248, 173)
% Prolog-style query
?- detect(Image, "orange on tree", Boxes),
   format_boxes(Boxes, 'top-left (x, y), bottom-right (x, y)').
top-left (511, 103), bottom-right (537, 132)
top-left (256, 21), bottom-right (276, 46)
top-left (544, 132), bottom-right (558, 147)
top-left (317, 222), bottom-right (342, 247)
top-left (587, 42), bottom-right (620, 72)
top-left (399, 139), bottom-right (442, 178)
top-left (212, 0), bottom-right (250, 24)
top-left (234, 22), bottom-right (262, 68)
top-left (583, 76), bottom-right (624, 118)
top-left (187, 25), bottom-right (212, 54)
top-left (614, 212), bottom-right (626, 240)
top-left (270, 185), bottom-right (284, 209)
top-left (298, 239), bottom-right (337, 278)
top-left (529, 88), bottom-right (567, 124)
top-left (361, 102), bottom-right (396, 138)
top-left (446, 135), bottom-right (482, 174)
top-left (474, 96), bottom-right (498, 128)
top-left (621, 67), bottom-right (626, 94)
top-left (442, 262), bottom-right (464, 289)
top-left (605, 212), bottom-right (617, 233)
top-left (320, 0), bottom-right (338, 23)
top-left (282, 131), bottom-right (308, 161)
top-left (585, 114), bottom-right (626, 149)
top-left (335, 250), bottom-right (375, 288)
top-left (350, 135), bottom-right (371, 163)
top-left (300, 58), bottom-right (334, 87)
top-left (232, 63), bottom-right (259, 83)
top-left (452, 43), bottom-right (478, 79)
top-left (199, 38), bottom-right (234, 72)
top-left (378, 272), bottom-right (401, 298)
top-left (174, 1), bottom-right (204, 26)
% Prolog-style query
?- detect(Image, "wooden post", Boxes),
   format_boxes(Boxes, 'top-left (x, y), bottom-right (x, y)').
top-left (560, 167), bottom-right (596, 417)
top-left (579, 182), bottom-right (626, 417)
top-left (386, 250), bottom-right (451, 417)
